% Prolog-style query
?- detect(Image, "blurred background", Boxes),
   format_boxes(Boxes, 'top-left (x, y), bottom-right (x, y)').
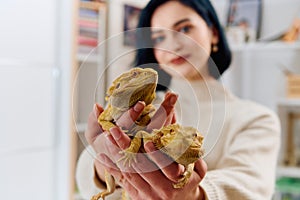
top-left (0, 0), bottom-right (300, 199)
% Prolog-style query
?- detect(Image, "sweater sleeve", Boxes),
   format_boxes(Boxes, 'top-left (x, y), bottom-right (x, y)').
top-left (75, 146), bottom-right (123, 200)
top-left (200, 106), bottom-right (281, 200)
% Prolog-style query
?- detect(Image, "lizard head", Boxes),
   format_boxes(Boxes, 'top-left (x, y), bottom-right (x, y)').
top-left (153, 124), bottom-right (204, 166)
top-left (107, 67), bottom-right (158, 109)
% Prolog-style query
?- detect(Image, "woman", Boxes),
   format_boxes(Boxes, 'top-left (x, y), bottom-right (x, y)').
top-left (76, 0), bottom-right (280, 199)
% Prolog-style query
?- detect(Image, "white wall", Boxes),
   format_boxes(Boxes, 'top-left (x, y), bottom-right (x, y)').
top-left (259, 0), bottom-right (300, 40)
top-left (222, 43), bottom-right (300, 111)
top-left (106, 0), bottom-right (149, 85)
top-left (0, 0), bottom-right (56, 64)
top-left (218, 0), bottom-right (300, 111)
top-left (211, 0), bottom-right (300, 40)
top-left (0, 0), bottom-right (74, 199)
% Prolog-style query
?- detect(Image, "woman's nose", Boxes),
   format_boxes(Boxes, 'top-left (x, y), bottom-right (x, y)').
top-left (167, 34), bottom-right (183, 52)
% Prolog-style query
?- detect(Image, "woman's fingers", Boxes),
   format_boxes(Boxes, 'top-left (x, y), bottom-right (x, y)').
top-left (164, 109), bottom-right (175, 126)
top-left (171, 111), bottom-right (177, 124)
top-left (131, 152), bottom-right (174, 185)
top-left (116, 101), bottom-right (145, 129)
top-left (85, 103), bottom-right (104, 144)
top-left (110, 127), bottom-right (131, 150)
top-left (144, 141), bottom-right (185, 182)
top-left (147, 92), bottom-right (178, 130)
top-left (182, 159), bottom-right (207, 194)
top-left (100, 153), bottom-right (159, 200)
top-left (144, 141), bottom-right (207, 198)
top-left (89, 101), bottom-right (144, 152)
top-left (194, 159), bottom-right (207, 179)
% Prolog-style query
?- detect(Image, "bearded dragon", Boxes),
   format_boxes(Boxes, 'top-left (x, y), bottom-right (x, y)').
top-left (120, 123), bottom-right (204, 188)
top-left (91, 67), bottom-right (204, 200)
top-left (97, 67), bottom-right (158, 134)
top-left (92, 67), bottom-right (158, 200)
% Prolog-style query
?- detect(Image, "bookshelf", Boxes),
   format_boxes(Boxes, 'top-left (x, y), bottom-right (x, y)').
top-left (277, 166), bottom-right (300, 179)
top-left (277, 99), bottom-right (300, 170)
top-left (77, 1), bottom-right (107, 60)
top-left (73, 1), bottom-right (108, 199)
top-left (274, 99), bottom-right (300, 199)
top-left (75, 0), bottom-right (108, 131)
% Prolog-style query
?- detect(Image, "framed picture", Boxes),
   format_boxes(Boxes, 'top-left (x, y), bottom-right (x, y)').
top-left (226, 0), bottom-right (262, 43)
top-left (123, 4), bottom-right (142, 47)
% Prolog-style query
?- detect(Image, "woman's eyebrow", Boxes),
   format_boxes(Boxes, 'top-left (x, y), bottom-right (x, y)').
top-left (151, 29), bottom-right (164, 35)
top-left (151, 18), bottom-right (191, 35)
top-left (151, 19), bottom-right (191, 34)
top-left (173, 18), bottom-right (191, 28)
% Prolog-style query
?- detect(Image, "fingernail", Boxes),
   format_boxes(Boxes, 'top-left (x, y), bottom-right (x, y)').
top-left (134, 101), bottom-right (144, 112)
top-left (110, 127), bottom-right (121, 140)
top-left (165, 91), bottom-right (171, 98)
top-left (170, 94), bottom-right (178, 105)
top-left (94, 104), bottom-right (100, 117)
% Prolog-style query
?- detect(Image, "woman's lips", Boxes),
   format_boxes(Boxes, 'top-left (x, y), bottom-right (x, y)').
top-left (170, 55), bottom-right (189, 65)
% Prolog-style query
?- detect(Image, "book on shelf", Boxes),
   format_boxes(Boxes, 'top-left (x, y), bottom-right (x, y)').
top-left (79, 0), bottom-right (105, 11)
top-left (77, 0), bottom-right (106, 57)
top-left (78, 19), bottom-right (98, 29)
top-left (78, 36), bottom-right (98, 47)
top-left (79, 29), bottom-right (98, 38)
top-left (79, 16), bottom-right (98, 23)
top-left (79, 26), bottom-right (98, 34)
top-left (79, 8), bottom-right (98, 19)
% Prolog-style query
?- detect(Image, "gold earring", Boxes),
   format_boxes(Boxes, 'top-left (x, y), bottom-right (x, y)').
top-left (212, 44), bottom-right (218, 52)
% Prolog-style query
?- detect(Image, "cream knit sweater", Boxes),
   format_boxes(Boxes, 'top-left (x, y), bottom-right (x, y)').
top-left (76, 78), bottom-right (281, 200)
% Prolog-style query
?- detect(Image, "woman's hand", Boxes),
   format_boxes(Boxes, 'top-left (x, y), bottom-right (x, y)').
top-left (144, 142), bottom-right (207, 200)
top-left (85, 91), bottom-right (207, 199)
top-left (84, 92), bottom-right (178, 183)
top-left (98, 127), bottom-right (207, 200)
top-left (98, 125), bottom-right (207, 200)
top-left (84, 99), bottom-right (148, 183)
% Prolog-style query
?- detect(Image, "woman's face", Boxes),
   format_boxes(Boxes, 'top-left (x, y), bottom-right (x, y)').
top-left (151, 1), bottom-right (218, 80)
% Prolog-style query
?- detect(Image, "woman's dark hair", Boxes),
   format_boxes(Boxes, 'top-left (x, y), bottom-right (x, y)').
top-left (133, 0), bottom-right (232, 91)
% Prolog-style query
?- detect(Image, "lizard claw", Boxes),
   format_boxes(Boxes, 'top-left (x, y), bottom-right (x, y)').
top-left (118, 150), bottom-right (137, 167)
top-left (173, 175), bottom-right (188, 188)
top-left (173, 166), bottom-right (193, 188)
top-left (91, 191), bottom-right (106, 200)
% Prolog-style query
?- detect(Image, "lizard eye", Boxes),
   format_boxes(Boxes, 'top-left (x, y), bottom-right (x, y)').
top-left (132, 71), bottom-right (138, 77)
top-left (115, 83), bottom-right (120, 89)
top-left (192, 133), bottom-right (197, 138)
